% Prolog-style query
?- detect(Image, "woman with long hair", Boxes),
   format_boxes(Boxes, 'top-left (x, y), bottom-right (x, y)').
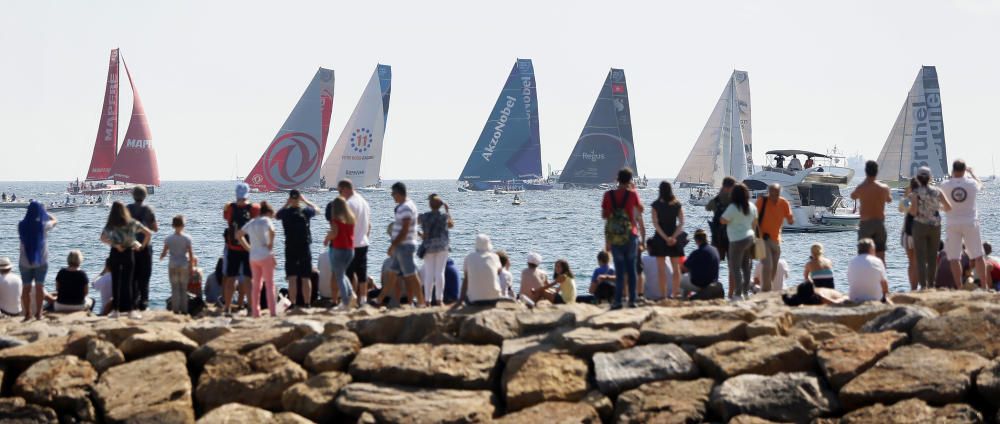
top-left (537, 259), bottom-right (577, 304)
top-left (237, 201), bottom-right (277, 317)
top-left (418, 194), bottom-right (454, 305)
top-left (100, 201), bottom-right (151, 319)
top-left (803, 243), bottom-right (835, 289)
top-left (19, 201), bottom-right (57, 321)
top-left (325, 196), bottom-right (358, 310)
top-left (720, 184), bottom-right (757, 300)
top-left (648, 181), bottom-right (685, 298)
top-left (909, 167), bottom-right (952, 290)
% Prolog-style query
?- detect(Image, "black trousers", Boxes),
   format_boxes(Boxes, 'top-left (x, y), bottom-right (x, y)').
top-left (134, 245), bottom-right (153, 310)
top-left (109, 248), bottom-right (136, 312)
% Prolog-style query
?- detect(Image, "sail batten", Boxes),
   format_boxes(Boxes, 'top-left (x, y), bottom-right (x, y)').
top-left (675, 70), bottom-right (752, 187)
top-left (559, 68), bottom-right (636, 186)
top-left (321, 65), bottom-right (391, 188)
top-left (86, 49), bottom-right (120, 181)
top-left (876, 66), bottom-right (948, 182)
top-left (109, 56), bottom-right (160, 186)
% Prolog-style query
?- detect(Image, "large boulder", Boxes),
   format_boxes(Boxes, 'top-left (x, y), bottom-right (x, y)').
top-left (710, 372), bottom-right (838, 423)
top-left (912, 311), bottom-right (1000, 358)
top-left (349, 309), bottom-right (446, 345)
top-left (839, 398), bottom-right (982, 424)
top-left (282, 371), bottom-right (352, 423)
top-left (889, 289), bottom-right (999, 314)
top-left (85, 338), bottom-right (124, 372)
top-left (639, 316), bottom-right (747, 347)
top-left (859, 305), bottom-right (937, 334)
top-left (673, 305), bottom-right (758, 322)
top-left (816, 331), bottom-right (907, 390)
top-left (189, 327), bottom-right (304, 367)
top-left (349, 343), bottom-right (499, 390)
top-left (693, 335), bottom-right (812, 380)
top-left (0, 397), bottom-right (58, 423)
top-left (496, 401), bottom-right (600, 423)
top-left (335, 382), bottom-right (495, 423)
top-left (516, 310), bottom-right (575, 333)
top-left (280, 333), bottom-right (327, 364)
top-left (556, 327), bottom-right (639, 356)
top-left (195, 344), bottom-right (308, 412)
top-left (614, 378), bottom-right (715, 423)
top-left (0, 330), bottom-right (92, 367)
top-left (839, 344), bottom-right (990, 410)
top-left (974, 358), bottom-right (1000, 407)
top-left (93, 351), bottom-right (195, 424)
top-left (13, 355), bottom-right (98, 422)
top-left (92, 320), bottom-right (147, 346)
top-left (303, 330), bottom-right (362, 373)
top-left (583, 308), bottom-right (653, 330)
top-left (500, 333), bottom-right (563, 362)
top-left (118, 328), bottom-right (198, 359)
top-left (745, 312), bottom-right (792, 338)
top-left (789, 304), bottom-right (895, 330)
top-left (181, 321), bottom-right (232, 345)
top-left (196, 403), bottom-right (311, 424)
top-left (458, 309), bottom-right (521, 345)
top-left (593, 344), bottom-right (698, 395)
top-left (503, 352), bottom-right (589, 412)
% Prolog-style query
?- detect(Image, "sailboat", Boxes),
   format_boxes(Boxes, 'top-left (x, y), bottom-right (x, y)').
top-left (675, 70), bottom-right (753, 200)
top-left (321, 65), bottom-right (391, 193)
top-left (558, 68), bottom-right (644, 190)
top-left (458, 59), bottom-right (551, 192)
top-left (245, 68), bottom-right (335, 193)
top-left (875, 66), bottom-right (948, 189)
top-left (68, 48), bottom-right (160, 196)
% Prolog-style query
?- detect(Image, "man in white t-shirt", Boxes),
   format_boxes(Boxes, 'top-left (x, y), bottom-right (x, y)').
top-left (753, 258), bottom-right (789, 292)
top-left (847, 238), bottom-right (890, 303)
top-left (938, 160), bottom-right (987, 289)
top-left (92, 261), bottom-right (113, 316)
top-left (461, 234), bottom-right (503, 305)
top-left (384, 182), bottom-right (425, 307)
top-left (641, 255), bottom-right (672, 301)
top-left (0, 258), bottom-right (23, 316)
top-left (337, 180), bottom-right (372, 304)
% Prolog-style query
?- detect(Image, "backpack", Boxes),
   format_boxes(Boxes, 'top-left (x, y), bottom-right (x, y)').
top-left (225, 202), bottom-right (254, 246)
top-left (604, 190), bottom-right (634, 247)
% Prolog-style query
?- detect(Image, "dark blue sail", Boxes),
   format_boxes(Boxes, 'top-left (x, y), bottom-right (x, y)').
top-left (378, 64), bottom-right (391, 121)
top-left (459, 59), bottom-right (542, 183)
top-left (559, 68), bottom-right (637, 186)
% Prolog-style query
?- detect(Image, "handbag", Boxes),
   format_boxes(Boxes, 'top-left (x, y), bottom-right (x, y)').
top-left (753, 196), bottom-right (769, 260)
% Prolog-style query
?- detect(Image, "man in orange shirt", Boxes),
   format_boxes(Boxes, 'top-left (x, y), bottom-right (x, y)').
top-left (755, 184), bottom-right (794, 292)
top-left (850, 161), bottom-right (892, 264)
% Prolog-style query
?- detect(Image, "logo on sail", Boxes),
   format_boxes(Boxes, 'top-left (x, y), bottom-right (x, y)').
top-left (125, 139), bottom-right (152, 149)
top-left (263, 132), bottom-right (321, 188)
top-left (482, 96), bottom-right (517, 162)
top-left (612, 84), bottom-right (625, 95)
top-left (583, 150), bottom-right (606, 162)
top-left (350, 128), bottom-right (373, 154)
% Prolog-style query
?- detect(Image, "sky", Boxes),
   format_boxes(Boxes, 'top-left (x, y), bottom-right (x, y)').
top-left (1, 0), bottom-right (998, 181)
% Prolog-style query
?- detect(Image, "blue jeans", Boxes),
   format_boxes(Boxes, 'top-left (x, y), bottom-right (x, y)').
top-left (20, 263), bottom-right (48, 286)
top-left (330, 247), bottom-right (355, 305)
top-left (611, 235), bottom-right (639, 306)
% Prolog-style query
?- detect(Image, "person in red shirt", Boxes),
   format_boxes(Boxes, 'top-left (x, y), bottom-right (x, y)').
top-left (222, 183), bottom-right (260, 316)
top-left (755, 184), bottom-right (794, 292)
top-left (601, 168), bottom-right (645, 309)
top-left (984, 242), bottom-right (1000, 290)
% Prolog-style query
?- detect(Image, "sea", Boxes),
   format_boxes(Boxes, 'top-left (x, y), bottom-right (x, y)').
top-left (1, 179), bottom-right (997, 310)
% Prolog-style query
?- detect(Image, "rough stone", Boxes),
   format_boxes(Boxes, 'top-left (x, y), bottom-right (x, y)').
top-left (282, 371), bottom-right (352, 423)
top-left (693, 335), bottom-right (812, 380)
top-left (496, 401), bottom-right (600, 423)
top-left (710, 372), bottom-right (838, 423)
top-left (746, 312), bottom-right (792, 338)
top-left (335, 382), bottom-right (495, 423)
top-left (580, 390), bottom-right (613, 423)
top-left (729, 416), bottom-right (784, 424)
top-left (789, 304), bottom-right (895, 330)
top-left (503, 351), bottom-right (589, 412)
top-left (92, 321), bottom-right (148, 346)
top-left (889, 289), bottom-right (1000, 314)
top-left (584, 308), bottom-right (652, 330)
top-left (556, 326), bottom-right (639, 356)
top-left (639, 316), bottom-right (747, 347)
top-left (839, 398), bottom-right (983, 424)
top-left (349, 309), bottom-right (445, 345)
top-left (195, 344), bottom-right (308, 412)
top-left (93, 351), bottom-right (195, 424)
top-left (196, 403), bottom-right (312, 424)
top-left (839, 344), bottom-right (990, 410)
top-left (0, 397), bottom-right (59, 423)
top-left (180, 321), bottom-right (232, 345)
top-left (0, 335), bottom-right (28, 350)
top-left (0, 330), bottom-right (92, 366)
top-left (119, 328), bottom-right (198, 359)
top-left (500, 333), bottom-right (562, 361)
top-left (13, 355), bottom-right (98, 422)
top-left (189, 326), bottom-right (303, 367)
top-left (593, 344), bottom-right (698, 395)
top-left (304, 330), bottom-right (362, 373)
top-left (280, 333), bottom-right (326, 364)
top-left (459, 309), bottom-right (521, 345)
top-left (859, 305), bottom-right (937, 334)
top-left (85, 337), bottom-right (124, 372)
top-left (349, 343), bottom-right (499, 390)
top-left (675, 305), bottom-right (758, 322)
top-left (516, 310), bottom-right (575, 333)
top-left (614, 378), bottom-right (715, 424)
top-left (975, 358), bottom-right (1000, 407)
top-left (817, 331), bottom-right (907, 390)
top-left (912, 311), bottom-right (1000, 358)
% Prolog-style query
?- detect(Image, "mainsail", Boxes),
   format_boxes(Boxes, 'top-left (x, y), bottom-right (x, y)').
top-left (675, 70), bottom-right (753, 187)
top-left (875, 66), bottom-right (948, 181)
top-left (321, 65), bottom-right (391, 188)
top-left (86, 49), bottom-right (120, 181)
top-left (245, 68), bottom-right (335, 192)
top-left (559, 68), bottom-right (637, 186)
top-left (109, 57), bottom-right (160, 186)
top-left (459, 59), bottom-right (542, 182)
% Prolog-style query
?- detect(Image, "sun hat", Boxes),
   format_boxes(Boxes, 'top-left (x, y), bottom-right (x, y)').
top-left (235, 182), bottom-right (250, 200)
top-left (0, 257), bottom-right (11, 271)
top-left (526, 252), bottom-right (542, 266)
top-left (475, 234), bottom-right (493, 252)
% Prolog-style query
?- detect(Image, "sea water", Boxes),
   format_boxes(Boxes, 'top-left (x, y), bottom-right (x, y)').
top-left (1, 180), bottom-right (997, 310)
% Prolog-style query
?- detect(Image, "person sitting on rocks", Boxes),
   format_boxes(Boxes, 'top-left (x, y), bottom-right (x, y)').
top-left (680, 229), bottom-right (724, 300)
top-left (534, 259), bottom-right (577, 304)
top-left (847, 238), bottom-right (892, 304)
top-left (53, 250), bottom-right (94, 312)
top-left (518, 252), bottom-right (552, 305)
top-left (0, 257), bottom-right (22, 317)
top-left (587, 250), bottom-right (615, 304)
top-left (782, 281), bottom-right (847, 306)
top-left (460, 234), bottom-right (504, 307)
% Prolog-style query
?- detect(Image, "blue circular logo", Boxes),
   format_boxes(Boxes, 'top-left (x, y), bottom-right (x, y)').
top-left (350, 128), bottom-right (373, 154)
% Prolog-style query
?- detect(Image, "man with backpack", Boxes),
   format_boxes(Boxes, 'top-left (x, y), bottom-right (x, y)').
top-left (222, 183), bottom-right (259, 316)
top-left (127, 186), bottom-right (158, 311)
top-left (602, 168), bottom-right (645, 309)
top-left (276, 190), bottom-right (318, 308)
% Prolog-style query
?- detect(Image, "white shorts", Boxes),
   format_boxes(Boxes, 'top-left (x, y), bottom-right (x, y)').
top-left (945, 222), bottom-right (984, 260)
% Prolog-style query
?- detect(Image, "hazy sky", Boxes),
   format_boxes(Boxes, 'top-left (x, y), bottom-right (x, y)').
top-left (2, 0), bottom-right (997, 181)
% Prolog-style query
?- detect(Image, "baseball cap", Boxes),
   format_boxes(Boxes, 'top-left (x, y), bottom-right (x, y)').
top-left (526, 252), bottom-right (542, 266)
top-left (916, 166), bottom-right (932, 178)
top-left (235, 182), bottom-right (250, 200)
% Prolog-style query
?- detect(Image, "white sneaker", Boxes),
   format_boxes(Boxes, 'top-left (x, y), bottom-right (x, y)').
top-left (129, 311), bottom-right (142, 319)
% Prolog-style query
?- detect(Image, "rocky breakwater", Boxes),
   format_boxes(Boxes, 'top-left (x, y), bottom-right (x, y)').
top-left (1, 290), bottom-right (1000, 423)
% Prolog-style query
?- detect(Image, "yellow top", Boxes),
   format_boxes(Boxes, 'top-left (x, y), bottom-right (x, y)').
top-left (559, 276), bottom-right (577, 304)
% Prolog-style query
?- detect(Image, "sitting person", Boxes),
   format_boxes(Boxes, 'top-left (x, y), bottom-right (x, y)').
top-left (444, 258), bottom-right (460, 304)
top-left (53, 250), bottom-right (94, 312)
top-left (204, 258), bottom-right (225, 306)
top-left (588, 251), bottom-right (615, 304)
top-left (536, 259), bottom-right (577, 304)
top-left (519, 252), bottom-right (553, 304)
top-left (936, 242), bottom-right (970, 289)
top-left (496, 251), bottom-right (515, 299)
top-left (985, 242), bottom-right (1000, 291)
top-left (752, 257), bottom-right (789, 293)
top-left (0, 257), bottom-right (22, 317)
top-left (92, 260), bottom-right (113, 316)
top-left (317, 249), bottom-right (333, 303)
top-left (460, 234), bottom-right (504, 306)
top-left (782, 281), bottom-right (847, 306)
top-left (641, 254), bottom-right (672, 301)
top-left (847, 238), bottom-right (891, 303)
top-left (679, 230), bottom-right (724, 299)
top-left (803, 243), bottom-right (835, 289)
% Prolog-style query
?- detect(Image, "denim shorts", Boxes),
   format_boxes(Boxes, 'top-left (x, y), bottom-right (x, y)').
top-left (20, 263), bottom-right (48, 286)
top-left (389, 243), bottom-right (417, 277)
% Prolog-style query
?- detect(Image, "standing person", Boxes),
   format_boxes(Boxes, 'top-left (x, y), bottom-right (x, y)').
top-left (459, 234), bottom-right (503, 306)
top-left (18, 201), bottom-right (56, 321)
top-left (53, 250), bottom-right (94, 312)
top-left (324, 197), bottom-right (357, 310)
top-left (602, 168), bottom-right (645, 309)
top-left (0, 258), bottom-right (23, 317)
top-left (900, 179), bottom-right (919, 290)
top-left (160, 215), bottom-right (197, 314)
top-left (939, 160), bottom-right (987, 289)
top-left (909, 167), bottom-right (952, 291)
top-left (126, 186), bottom-right (158, 311)
top-left (720, 184), bottom-right (757, 301)
top-left (276, 190), bottom-right (318, 308)
top-left (803, 243), bottom-right (835, 289)
top-left (755, 183), bottom-right (794, 292)
top-left (386, 182), bottom-right (426, 307)
top-left (850, 161), bottom-right (892, 264)
top-left (418, 194), bottom-right (454, 305)
top-left (847, 238), bottom-right (891, 303)
top-left (222, 183), bottom-right (260, 315)
top-left (648, 181), bottom-right (685, 298)
top-left (335, 180), bottom-right (372, 306)
top-left (707, 177), bottom-right (736, 292)
top-left (101, 201), bottom-right (152, 319)
top-left (237, 201), bottom-right (277, 318)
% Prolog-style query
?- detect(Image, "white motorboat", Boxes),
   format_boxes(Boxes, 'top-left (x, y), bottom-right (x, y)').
top-left (687, 188), bottom-right (714, 207)
top-left (512, 194), bottom-right (523, 206)
top-left (745, 149), bottom-right (859, 233)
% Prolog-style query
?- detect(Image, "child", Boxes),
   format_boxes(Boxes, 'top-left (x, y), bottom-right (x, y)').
top-left (496, 251), bottom-right (515, 298)
top-left (161, 215), bottom-right (197, 314)
top-left (538, 259), bottom-right (577, 304)
top-left (589, 251), bottom-right (615, 304)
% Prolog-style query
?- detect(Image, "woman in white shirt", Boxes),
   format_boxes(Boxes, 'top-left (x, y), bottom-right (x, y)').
top-left (237, 201), bottom-right (277, 318)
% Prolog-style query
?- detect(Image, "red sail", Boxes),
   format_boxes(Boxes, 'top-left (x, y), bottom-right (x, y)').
top-left (109, 57), bottom-right (160, 186)
top-left (86, 49), bottom-right (120, 181)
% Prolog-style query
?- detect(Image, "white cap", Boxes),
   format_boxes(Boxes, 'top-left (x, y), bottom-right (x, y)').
top-left (475, 234), bottom-right (493, 252)
top-left (526, 252), bottom-right (542, 265)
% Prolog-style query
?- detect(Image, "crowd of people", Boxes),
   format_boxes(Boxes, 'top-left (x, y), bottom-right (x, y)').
top-left (0, 158), bottom-right (996, 321)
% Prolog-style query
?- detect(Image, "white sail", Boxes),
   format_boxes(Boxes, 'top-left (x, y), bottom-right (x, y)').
top-left (876, 66), bottom-right (948, 182)
top-left (321, 65), bottom-right (391, 188)
top-left (675, 70), bottom-right (752, 186)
